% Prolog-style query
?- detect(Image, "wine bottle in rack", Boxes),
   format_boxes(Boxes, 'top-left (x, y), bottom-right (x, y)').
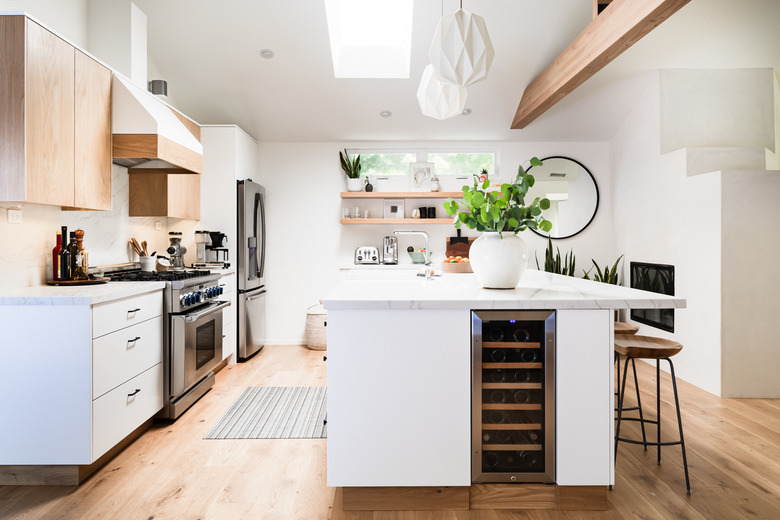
top-left (512, 328), bottom-right (530, 342)
top-left (488, 348), bottom-right (507, 363)
top-left (486, 326), bottom-right (505, 342)
top-left (517, 450), bottom-right (541, 468)
top-left (513, 369), bottom-right (532, 382)
top-left (513, 389), bottom-right (531, 403)
top-left (519, 349), bottom-right (539, 363)
top-left (483, 451), bottom-right (500, 468)
top-left (487, 410), bottom-right (506, 424)
top-left (489, 389), bottom-right (506, 403)
top-left (487, 370), bottom-right (506, 383)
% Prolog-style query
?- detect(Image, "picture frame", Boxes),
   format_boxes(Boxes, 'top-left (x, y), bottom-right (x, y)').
top-left (383, 199), bottom-right (405, 219)
top-left (410, 162), bottom-right (434, 192)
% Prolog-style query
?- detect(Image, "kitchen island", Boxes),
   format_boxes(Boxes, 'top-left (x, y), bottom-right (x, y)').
top-left (324, 269), bottom-right (685, 512)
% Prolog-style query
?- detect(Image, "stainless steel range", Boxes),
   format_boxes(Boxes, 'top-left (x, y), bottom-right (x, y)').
top-left (102, 265), bottom-right (229, 419)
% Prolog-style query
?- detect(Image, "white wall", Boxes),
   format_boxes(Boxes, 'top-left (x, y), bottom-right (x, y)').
top-left (611, 73), bottom-right (724, 395)
top-left (257, 141), bottom-right (613, 345)
top-left (0, 0), bottom-right (88, 47)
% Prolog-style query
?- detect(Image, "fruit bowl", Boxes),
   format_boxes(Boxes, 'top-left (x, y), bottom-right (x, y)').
top-left (408, 251), bottom-right (428, 264)
top-left (441, 260), bottom-right (472, 273)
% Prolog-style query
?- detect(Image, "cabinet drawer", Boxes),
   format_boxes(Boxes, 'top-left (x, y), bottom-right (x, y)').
top-left (222, 297), bottom-right (236, 327)
top-left (220, 274), bottom-right (235, 295)
top-left (93, 316), bottom-right (163, 399)
top-left (92, 363), bottom-right (163, 461)
top-left (92, 290), bottom-right (162, 338)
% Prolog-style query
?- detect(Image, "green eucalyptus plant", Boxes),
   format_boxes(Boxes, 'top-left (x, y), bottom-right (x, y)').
top-left (583, 255), bottom-right (624, 285)
top-left (443, 158), bottom-right (553, 237)
top-left (536, 236), bottom-right (576, 276)
top-left (338, 149), bottom-right (361, 179)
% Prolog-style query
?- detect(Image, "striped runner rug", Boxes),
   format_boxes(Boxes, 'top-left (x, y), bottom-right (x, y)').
top-left (204, 386), bottom-right (327, 439)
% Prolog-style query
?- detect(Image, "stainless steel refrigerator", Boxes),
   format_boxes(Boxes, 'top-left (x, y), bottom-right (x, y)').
top-left (237, 179), bottom-right (266, 360)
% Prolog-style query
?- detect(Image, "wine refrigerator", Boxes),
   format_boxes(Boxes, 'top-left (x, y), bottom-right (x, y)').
top-left (471, 310), bottom-right (555, 483)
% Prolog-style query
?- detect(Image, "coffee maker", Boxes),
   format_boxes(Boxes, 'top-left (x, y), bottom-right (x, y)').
top-left (166, 231), bottom-right (187, 270)
top-left (194, 230), bottom-right (211, 264)
top-left (207, 231), bottom-right (229, 264)
top-left (382, 236), bottom-right (398, 264)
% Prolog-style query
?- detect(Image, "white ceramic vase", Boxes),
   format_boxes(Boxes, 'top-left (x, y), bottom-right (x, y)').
top-left (346, 178), bottom-right (363, 192)
top-left (469, 232), bottom-right (528, 289)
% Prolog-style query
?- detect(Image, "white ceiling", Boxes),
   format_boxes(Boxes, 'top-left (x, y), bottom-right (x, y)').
top-left (132, 0), bottom-right (780, 143)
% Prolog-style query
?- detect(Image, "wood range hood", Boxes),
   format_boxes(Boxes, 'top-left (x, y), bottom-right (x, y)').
top-left (112, 74), bottom-right (203, 174)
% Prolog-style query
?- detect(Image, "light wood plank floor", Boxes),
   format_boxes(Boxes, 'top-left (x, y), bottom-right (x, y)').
top-left (1, 346), bottom-right (778, 519)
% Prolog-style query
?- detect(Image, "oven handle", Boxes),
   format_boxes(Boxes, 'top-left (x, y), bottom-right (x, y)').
top-left (181, 300), bottom-right (231, 323)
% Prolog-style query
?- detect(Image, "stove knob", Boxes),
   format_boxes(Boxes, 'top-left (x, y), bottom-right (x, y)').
top-left (218, 286), bottom-right (224, 295)
top-left (195, 292), bottom-right (202, 303)
top-left (208, 288), bottom-right (215, 298)
top-left (180, 295), bottom-right (187, 306)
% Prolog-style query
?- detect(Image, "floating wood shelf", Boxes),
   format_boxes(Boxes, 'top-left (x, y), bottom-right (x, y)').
top-left (340, 218), bottom-right (453, 225)
top-left (340, 192), bottom-right (461, 199)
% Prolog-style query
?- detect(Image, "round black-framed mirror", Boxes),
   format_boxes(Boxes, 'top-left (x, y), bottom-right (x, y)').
top-left (526, 156), bottom-right (599, 240)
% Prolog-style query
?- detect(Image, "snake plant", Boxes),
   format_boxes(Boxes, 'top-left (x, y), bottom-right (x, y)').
top-left (339, 149), bottom-right (361, 179)
top-left (535, 236), bottom-right (576, 276)
top-left (583, 255), bottom-right (624, 285)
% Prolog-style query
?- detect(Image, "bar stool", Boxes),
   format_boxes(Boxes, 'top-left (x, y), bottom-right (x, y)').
top-left (614, 322), bottom-right (639, 399)
top-left (614, 334), bottom-right (691, 494)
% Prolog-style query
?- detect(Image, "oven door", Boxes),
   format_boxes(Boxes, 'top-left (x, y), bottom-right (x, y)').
top-left (170, 300), bottom-right (229, 399)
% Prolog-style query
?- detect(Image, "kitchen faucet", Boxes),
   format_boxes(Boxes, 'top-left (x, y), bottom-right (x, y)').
top-left (394, 230), bottom-right (430, 265)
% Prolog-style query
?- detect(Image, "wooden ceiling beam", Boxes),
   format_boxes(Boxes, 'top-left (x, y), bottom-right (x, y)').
top-left (511, 0), bottom-right (690, 130)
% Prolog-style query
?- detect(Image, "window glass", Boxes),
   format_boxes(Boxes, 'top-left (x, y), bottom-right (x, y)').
top-left (427, 152), bottom-right (495, 177)
top-left (359, 152), bottom-right (417, 176)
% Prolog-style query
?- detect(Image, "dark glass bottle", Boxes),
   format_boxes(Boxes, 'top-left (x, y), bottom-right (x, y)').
top-left (59, 227), bottom-right (70, 281)
top-left (66, 232), bottom-right (78, 280)
top-left (51, 231), bottom-right (62, 281)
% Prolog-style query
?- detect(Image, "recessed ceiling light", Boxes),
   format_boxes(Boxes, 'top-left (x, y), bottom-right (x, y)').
top-left (379, 110), bottom-right (392, 118)
top-left (259, 49), bottom-right (275, 59)
top-left (461, 108), bottom-right (472, 116)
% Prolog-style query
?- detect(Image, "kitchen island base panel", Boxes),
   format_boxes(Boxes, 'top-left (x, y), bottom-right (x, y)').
top-left (327, 309), bottom-right (472, 487)
top-left (334, 484), bottom-right (608, 512)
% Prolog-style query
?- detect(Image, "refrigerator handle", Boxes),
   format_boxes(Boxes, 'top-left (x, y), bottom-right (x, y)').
top-left (246, 289), bottom-right (267, 302)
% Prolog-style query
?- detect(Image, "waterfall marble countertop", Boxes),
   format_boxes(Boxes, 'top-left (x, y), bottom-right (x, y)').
top-left (325, 268), bottom-right (686, 311)
top-left (0, 281), bottom-right (166, 306)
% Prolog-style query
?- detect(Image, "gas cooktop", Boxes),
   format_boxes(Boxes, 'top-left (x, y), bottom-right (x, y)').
top-left (106, 269), bottom-right (212, 282)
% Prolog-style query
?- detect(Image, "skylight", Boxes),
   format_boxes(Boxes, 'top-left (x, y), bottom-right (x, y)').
top-left (324, 0), bottom-right (414, 79)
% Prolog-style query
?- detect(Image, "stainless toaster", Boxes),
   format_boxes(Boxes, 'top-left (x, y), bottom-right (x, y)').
top-left (354, 246), bottom-right (380, 265)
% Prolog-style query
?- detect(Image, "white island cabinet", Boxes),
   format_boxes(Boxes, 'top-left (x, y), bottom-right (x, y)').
top-left (0, 282), bottom-right (165, 485)
top-left (324, 269), bottom-right (685, 496)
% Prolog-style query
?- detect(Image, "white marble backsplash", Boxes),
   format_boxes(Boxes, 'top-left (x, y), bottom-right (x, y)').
top-left (0, 165), bottom-right (171, 289)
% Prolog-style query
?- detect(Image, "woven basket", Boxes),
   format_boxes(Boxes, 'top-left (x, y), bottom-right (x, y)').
top-left (305, 303), bottom-right (327, 351)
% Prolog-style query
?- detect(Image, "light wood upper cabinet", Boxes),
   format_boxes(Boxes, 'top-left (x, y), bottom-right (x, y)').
top-left (129, 170), bottom-right (200, 220)
top-left (0, 15), bottom-right (112, 210)
top-left (72, 50), bottom-right (112, 211)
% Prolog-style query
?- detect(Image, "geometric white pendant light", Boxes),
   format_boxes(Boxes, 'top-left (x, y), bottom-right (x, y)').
top-left (417, 64), bottom-right (468, 120)
top-left (428, 8), bottom-right (494, 87)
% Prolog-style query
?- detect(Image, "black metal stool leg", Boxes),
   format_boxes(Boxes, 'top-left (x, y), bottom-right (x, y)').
top-left (615, 356), bottom-right (631, 462)
top-left (630, 358), bottom-right (648, 449)
top-left (657, 360), bottom-right (662, 464)
top-left (666, 358), bottom-right (691, 495)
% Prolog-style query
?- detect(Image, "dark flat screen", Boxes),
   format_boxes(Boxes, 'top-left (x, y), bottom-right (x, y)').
top-left (630, 262), bottom-right (675, 333)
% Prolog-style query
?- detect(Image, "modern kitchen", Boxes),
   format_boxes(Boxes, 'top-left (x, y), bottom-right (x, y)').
top-left (1, 0), bottom-right (779, 519)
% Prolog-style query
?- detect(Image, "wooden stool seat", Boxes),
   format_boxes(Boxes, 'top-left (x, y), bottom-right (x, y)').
top-left (614, 334), bottom-right (681, 359)
top-left (614, 321), bottom-right (639, 335)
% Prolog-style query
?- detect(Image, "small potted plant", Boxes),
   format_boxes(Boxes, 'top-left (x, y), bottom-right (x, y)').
top-left (444, 157), bottom-right (552, 288)
top-left (339, 149), bottom-right (363, 191)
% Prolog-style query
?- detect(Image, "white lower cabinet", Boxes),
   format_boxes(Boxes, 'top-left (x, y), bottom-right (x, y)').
top-left (0, 286), bottom-right (164, 467)
top-left (220, 272), bottom-right (236, 361)
top-left (92, 363), bottom-right (163, 460)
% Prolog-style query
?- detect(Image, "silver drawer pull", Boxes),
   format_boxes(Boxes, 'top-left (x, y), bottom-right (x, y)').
top-left (127, 336), bottom-right (141, 347)
top-left (127, 308), bottom-right (141, 316)
top-left (127, 388), bottom-right (141, 397)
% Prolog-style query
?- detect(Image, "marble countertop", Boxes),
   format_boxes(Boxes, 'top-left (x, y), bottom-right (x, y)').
top-left (324, 269), bottom-right (686, 311)
top-left (0, 281), bottom-right (166, 306)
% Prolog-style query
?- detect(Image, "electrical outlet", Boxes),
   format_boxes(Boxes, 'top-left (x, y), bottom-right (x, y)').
top-left (155, 221), bottom-right (162, 231)
top-left (7, 208), bottom-right (22, 224)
